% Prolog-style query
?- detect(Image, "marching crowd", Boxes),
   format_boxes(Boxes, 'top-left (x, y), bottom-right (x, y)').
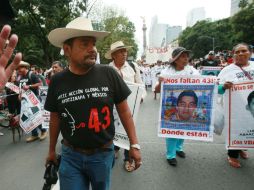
top-left (0, 16), bottom-right (254, 190)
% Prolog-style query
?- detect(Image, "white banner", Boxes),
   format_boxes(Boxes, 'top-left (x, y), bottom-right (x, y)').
top-left (145, 47), bottom-right (172, 64)
top-left (5, 82), bottom-right (21, 94)
top-left (20, 90), bottom-right (43, 134)
top-left (39, 86), bottom-right (50, 129)
top-left (225, 81), bottom-right (254, 149)
top-left (158, 76), bottom-right (218, 141)
top-left (200, 66), bottom-right (223, 76)
top-left (113, 82), bottom-right (144, 150)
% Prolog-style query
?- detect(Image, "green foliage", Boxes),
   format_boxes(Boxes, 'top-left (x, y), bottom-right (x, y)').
top-left (238, 0), bottom-right (249, 9)
top-left (10, 0), bottom-right (87, 67)
top-left (179, 2), bottom-right (254, 58)
top-left (94, 7), bottom-right (138, 64)
top-left (231, 3), bottom-right (254, 45)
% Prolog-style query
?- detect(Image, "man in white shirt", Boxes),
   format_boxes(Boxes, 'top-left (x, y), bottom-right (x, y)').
top-left (105, 41), bottom-right (144, 172)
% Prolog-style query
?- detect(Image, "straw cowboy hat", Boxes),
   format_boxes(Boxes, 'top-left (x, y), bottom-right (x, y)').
top-left (18, 61), bottom-right (30, 68)
top-left (105, 41), bottom-right (132, 59)
top-left (48, 17), bottom-right (109, 48)
top-left (169, 47), bottom-right (191, 64)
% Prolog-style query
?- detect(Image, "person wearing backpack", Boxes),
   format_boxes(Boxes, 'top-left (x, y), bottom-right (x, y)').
top-left (105, 41), bottom-right (144, 172)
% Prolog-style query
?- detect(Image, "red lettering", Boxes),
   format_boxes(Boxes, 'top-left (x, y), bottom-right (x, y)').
top-left (101, 106), bottom-right (110, 129)
top-left (88, 108), bottom-right (101, 132)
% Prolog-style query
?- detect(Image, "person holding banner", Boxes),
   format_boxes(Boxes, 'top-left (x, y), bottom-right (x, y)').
top-left (0, 25), bottom-right (22, 90)
top-left (105, 40), bottom-right (144, 172)
top-left (18, 61), bottom-right (47, 142)
top-left (218, 43), bottom-right (254, 168)
top-left (45, 17), bottom-right (141, 190)
top-left (156, 47), bottom-right (200, 166)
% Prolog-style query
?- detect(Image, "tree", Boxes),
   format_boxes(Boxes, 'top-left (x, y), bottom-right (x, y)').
top-left (231, 2), bottom-right (254, 45)
top-left (91, 6), bottom-right (138, 64)
top-left (10, 0), bottom-right (91, 67)
top-left (238, 0), bottom-right (249, 9)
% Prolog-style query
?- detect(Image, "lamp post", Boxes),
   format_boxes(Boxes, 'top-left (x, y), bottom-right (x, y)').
top-left (199, 35), bottom-right (215, 51)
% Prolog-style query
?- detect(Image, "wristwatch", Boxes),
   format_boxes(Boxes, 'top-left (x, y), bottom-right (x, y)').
top-left (29, 85), bottom-right (32, 89)
top-left (130, 144), bottom-right (141, 150)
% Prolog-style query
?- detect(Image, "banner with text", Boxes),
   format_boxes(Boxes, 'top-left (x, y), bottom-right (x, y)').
top-left (225, 81), bottom-right (254, 149)
top-left (20, 90), bottom-right (43, 133)
top-left (200, 66), bottom-right (223, 76)
top-left (145, 47), bottom-right (172, 64)
top-left (158, 76), bottom-right (218, 141)
top-left (113, 82), bottom-right (144, 150)
top-left (39, 86), bottom-right (50, 129)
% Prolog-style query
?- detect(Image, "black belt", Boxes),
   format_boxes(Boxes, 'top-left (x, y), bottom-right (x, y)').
top-left (61, 139), bottom-right (113, 155)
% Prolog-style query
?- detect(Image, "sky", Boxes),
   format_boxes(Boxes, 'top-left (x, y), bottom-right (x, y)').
top-left (103, 0), bottom-right (231, 58)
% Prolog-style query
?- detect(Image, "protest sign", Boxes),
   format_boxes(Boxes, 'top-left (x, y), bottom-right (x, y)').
top-left (200, 66), bottom-right (223, 76)
top-left (39, 86), bottom-right (50, 129)
top-left (158, 76), bottom-right (218, 141)
top-left (145, 47), bottom-right (172, 64)
top-left (20, 90), bottom-right (43, 133)
top-left (225, 81), bottom-right (254, 149)
top-left (5, 82), bottom-right (21, 94)
top-left (113, 82), bottom-right (144, 150)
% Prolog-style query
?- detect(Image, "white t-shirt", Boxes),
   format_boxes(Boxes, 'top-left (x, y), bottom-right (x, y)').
top-left (160, 65), bottom-right (200, 77)
top-left (109, 61), bottom-right (143, 84)
top-left (218, 62), bottom-right (254, 84)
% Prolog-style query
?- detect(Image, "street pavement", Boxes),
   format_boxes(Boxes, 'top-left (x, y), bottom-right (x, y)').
top-left (0, 89), bottom-right (253, 190)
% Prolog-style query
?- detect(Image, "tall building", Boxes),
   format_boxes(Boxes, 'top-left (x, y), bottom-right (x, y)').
top-left (149, 16), bottom-right (168, 47)
top-left (186, 7), bottom-right (206, 27)
top-left (166, 26), bottom-right (182, 44)
top-left (230, 0), bottom-right (252, 16)
top-left (149, 16), bottom-right (182, 48)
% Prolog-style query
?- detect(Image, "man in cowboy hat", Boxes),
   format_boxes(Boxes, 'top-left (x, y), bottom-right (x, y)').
top-left (105, 40), bottom-right (144, 172)
top-left (45, 17), bottom-right (141, 190)
top-left (18, 61), bottom-right (47, 142)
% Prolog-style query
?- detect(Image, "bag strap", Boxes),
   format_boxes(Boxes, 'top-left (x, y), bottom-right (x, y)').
top-left (238, 66), bottom-right (253, 80)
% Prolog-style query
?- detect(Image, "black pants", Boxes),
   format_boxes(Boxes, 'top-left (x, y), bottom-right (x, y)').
top-left (228, 150), bottom-right (240, 158)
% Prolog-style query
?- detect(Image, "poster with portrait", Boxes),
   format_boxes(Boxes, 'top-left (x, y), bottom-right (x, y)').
top-left (39, 86), bottom-right (50, 129)
top-left (225, 81), bottom-right (254, 149)
top-left (5, 82), bottom-right (21, 94)
top-left (20, 90), bottom-right (43, 134)
top-left (158, 76), bottom-right (218, 141)
top-left (200, 66), bottom-right (223, 76)
top-left (113, 82), bottom-right (145, 150)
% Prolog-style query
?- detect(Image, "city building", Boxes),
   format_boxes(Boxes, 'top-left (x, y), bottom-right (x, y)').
top-left (149, 16), bottom-right (168, 47)
top-left (166, 26), bottom-right (182, 44)
top-left (149, 16), bottom-right (182, 48)
top-left (186, 7), bottom-right (206, 27)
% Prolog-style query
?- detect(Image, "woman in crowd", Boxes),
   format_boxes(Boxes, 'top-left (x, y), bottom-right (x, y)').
top-left (218, 43), bottom-right (254, 168)
top-left (155, 47), bottom-right (200, 166)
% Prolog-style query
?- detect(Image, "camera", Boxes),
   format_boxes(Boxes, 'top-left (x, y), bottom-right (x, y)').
top-left (42, 154), bottom-right (61, 190)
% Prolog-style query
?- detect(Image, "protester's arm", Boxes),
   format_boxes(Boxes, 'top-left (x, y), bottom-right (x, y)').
top-left (0, 25), bottom-right (22, 89)
top-left (46, 112), bottom-right (61, 165)
top-left (155, 76), bottom-right (164, 93)
top-left (218, 81), bottom-right (233, 95)
top-left (116, 100), bottom-right (142, 170)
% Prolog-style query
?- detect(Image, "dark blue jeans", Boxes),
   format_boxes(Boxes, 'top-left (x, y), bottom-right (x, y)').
top-left (59, 144), bottom-right (114, 190)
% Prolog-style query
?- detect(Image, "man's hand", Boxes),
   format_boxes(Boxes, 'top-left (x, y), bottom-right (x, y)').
top-left (22, 85), bottom-right (30, 91)
top-left (129, 148), bottom-right (142, 170)
top-left (45, 151), bottom-right (58, 167)
top-left (0, 25), bottom-right (22, 89)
